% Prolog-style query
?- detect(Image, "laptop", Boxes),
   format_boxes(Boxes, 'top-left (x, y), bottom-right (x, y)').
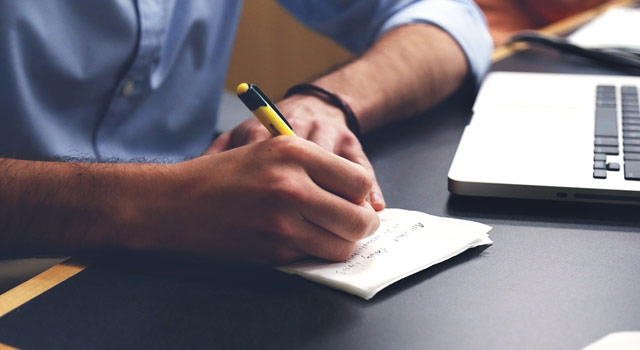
top-left (448, 72), bottom-right (640, 204)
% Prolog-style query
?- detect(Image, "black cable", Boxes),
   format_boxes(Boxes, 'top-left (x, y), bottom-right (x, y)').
top-left (507, 31), bottom-right (640, 74)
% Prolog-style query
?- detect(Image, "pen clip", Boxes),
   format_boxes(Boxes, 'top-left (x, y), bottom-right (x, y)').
top-left (252, 85), bottom-right (294, 131)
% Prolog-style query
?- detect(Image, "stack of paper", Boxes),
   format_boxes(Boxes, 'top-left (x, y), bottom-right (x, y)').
top-left (278, 208), bottom-right (492, 300)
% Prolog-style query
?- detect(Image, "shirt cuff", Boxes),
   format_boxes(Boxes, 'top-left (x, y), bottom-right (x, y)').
top-left (375, 0), bottom-right (493, 87)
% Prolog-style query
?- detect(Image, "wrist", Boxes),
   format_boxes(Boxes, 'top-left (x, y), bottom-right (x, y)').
top-left (278, 93), bottom-right (350, 130)
top-left (285, 83), bottom-right (361, 138)
top-left (107, 162), bottom-right (180, 252)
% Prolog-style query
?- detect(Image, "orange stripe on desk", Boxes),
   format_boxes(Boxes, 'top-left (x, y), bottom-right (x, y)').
top-left (491, 0), bottom-right (634, 62)
top-left (0, 342), bottom-right (21, 350)
top-left (0, 257), bottom-right (88, 318)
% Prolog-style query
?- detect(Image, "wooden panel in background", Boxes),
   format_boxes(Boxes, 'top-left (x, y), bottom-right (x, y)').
top-left (225, 1), bottom-right (353, 99)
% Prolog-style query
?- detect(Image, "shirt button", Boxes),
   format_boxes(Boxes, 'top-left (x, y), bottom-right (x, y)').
top-left (122, 80), bottom-right (135, 96)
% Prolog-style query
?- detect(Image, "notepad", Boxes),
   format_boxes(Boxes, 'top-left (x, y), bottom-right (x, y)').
top-left (582, 332), bottom-right (640, 350)
top-left (277, 208), bottom-right (492, 300)
top-left (568, 6), bottom-right (640, 49)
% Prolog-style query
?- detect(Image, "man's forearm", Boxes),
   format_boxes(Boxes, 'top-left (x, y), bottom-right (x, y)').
top-left (0, 138), bottom-right (380, 264)
top-left (0, 158), bottom-right (169, 254)
top-left (313, 24), bottom-right (469, 133)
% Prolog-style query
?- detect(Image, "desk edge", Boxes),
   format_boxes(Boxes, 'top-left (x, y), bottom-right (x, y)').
top-left (0, 257), bottom-right (88, 318)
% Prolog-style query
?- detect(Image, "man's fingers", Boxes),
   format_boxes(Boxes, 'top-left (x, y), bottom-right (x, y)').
top-left (206, 132), bottom-right (232, 155)
top-left (338, 138), bottom-right (386, 211)
top-left (298, 186), bottom-right (380, 242)
top-left (307, 124), bottom-right (337, 153)
top-left (243, 126), bottom-right (271, 145)
top-left (284, 139), bottom-right (372, 204)
top-left (286, 214), bottom-right (360, 262)
top-left (227, 119), bottom-right (270, 149)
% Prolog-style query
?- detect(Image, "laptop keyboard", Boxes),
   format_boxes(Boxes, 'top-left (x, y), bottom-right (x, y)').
top-left (593, 84), bottom-right (640, 180)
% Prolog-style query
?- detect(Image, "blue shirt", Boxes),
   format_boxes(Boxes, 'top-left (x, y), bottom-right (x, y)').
top-left (0, 0), bottom-right (491, 161)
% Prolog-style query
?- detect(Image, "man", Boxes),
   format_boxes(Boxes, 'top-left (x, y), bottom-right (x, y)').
top-left (0, 1), bottom-right (491, 264)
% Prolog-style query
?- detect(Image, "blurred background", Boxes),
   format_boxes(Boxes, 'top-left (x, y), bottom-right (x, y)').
top-left (226, 0), bottom-right (618, 99)
top-left (225, 1), bottom-right (353, 99)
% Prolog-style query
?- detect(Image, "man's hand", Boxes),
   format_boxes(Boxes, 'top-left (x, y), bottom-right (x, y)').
top-left (0, 138), bottom-right (378, 264)
top-left (151, 136), bottom-right (380, 264)
top-left (206, 94), bottom-right (386, 211)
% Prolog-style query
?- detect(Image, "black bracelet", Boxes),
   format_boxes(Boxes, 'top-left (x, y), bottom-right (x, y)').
top-left (285, 83), bottom-right (361, 138)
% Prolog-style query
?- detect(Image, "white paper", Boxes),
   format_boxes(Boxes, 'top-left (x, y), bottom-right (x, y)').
top-left (277, 208), bottom-right (492, 300)
top-left (568, 7), bottom-right (640, 49)
top-left (582, 332), bottom-right (640, 350)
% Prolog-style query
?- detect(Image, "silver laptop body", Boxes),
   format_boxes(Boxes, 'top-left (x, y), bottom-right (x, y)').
top-left (448, 72), bottom-right (640, 204)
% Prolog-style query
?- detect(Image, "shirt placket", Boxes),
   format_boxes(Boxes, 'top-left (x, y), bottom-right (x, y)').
top-left (94, 0), bottom-right (170, 158)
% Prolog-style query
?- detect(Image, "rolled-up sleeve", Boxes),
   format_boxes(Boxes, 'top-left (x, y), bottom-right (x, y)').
top-left (277, 0), bottom-right (493, 85)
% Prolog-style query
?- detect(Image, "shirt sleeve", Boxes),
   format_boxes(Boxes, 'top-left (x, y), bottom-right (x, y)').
top-left (276, 0), bottom-right (493, 86)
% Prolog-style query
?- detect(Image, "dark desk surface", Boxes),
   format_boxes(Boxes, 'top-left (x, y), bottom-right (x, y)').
top-left (1, 48), bottom-right (640, 350)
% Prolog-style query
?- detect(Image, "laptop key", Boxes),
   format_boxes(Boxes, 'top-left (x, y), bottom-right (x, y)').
top-left (624, 139), bottom-right (640, 146)
top-left (624, 146), bottom-right (640, 153)
top-left (607, 162), bottom-right (621, 171)
top-left (594, 137), bottom-right (618, 146)
top-left (594, 146), bottom-right (619, 155)
top-left (623, 118), bottom-right (640, 125)
top-left (595, 107), bottom-right (618, 137)
top-left (624, 124), bottom-right (640, 132)
top-left (598, 102), bottom-right (617, 108)
top-left (624, 131), bottom-right (640, 139)
top-left (594, 153), bottom-right (607, 161)
top-left (594, 161), bottom-right (606, 169)
top-left (624, 153), bottom-right (640, 161)
top-left (597, 85), bottom-right (616, 93)
top-left (624, 161), bottom-right (640, 180)
top-left (594, 169), bottom-right (607, 179)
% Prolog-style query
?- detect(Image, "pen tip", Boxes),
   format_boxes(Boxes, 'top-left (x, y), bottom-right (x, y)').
top-left (237, 83), bottom-right (249, 95)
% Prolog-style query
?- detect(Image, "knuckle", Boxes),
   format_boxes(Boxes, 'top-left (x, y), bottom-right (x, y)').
top-left (246, 127), bottom-right (267, 143)
top-left (367, 213), bottom-right (381, 236)
top-left (330, 242), bottom-right (356, 262)
top-left (341, 133), bottom-right (359, 147)
top-left (289, 118), bottom-right (306, 131)
top-left (269, 135), bottom-right (306, 159)
top-left (264, 214), bottom-right (293, 241)
top-left (354, 166), bottom-right (374, 195)
top-left (309, 119), bottom-right (323, 130)
top-left (349, 214), bottom-right (371, 240)
top-left (267, 175), bottom-right (308, 204)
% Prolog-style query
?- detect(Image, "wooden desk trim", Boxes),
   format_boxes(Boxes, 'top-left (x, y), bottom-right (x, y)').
top-left (0, 257), bottom-right (87, 318)
top-left (0, 0), bottom-right (633, 322)
top-left (0, 342), bottom-right (20, 350)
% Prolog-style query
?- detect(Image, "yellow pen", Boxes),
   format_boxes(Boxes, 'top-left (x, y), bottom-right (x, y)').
top-left (236, 83), bottom-right (296, 137)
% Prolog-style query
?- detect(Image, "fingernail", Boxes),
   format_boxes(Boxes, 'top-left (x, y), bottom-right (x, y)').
top-left (371, 192), bottom-right (385, 208)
